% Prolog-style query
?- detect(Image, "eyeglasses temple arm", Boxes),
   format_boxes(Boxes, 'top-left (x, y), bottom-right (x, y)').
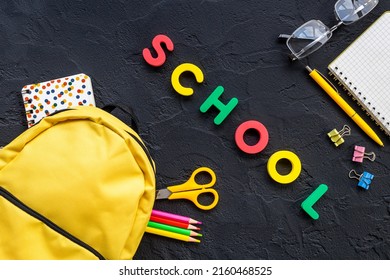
top-left (278, 34), bottom-right (291, 39)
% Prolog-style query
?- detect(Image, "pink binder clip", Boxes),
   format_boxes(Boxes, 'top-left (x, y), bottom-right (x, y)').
top-left (352, 145), bottom-right (376, 163)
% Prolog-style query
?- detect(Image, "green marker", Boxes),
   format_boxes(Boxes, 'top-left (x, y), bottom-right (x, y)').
top-left (147, 221), bottom-right (202, 237)
top-left (301, 184), bottom-right (328, 220)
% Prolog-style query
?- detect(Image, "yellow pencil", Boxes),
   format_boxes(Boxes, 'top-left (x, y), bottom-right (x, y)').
top-left (145, 226), bottom-right (201, 243)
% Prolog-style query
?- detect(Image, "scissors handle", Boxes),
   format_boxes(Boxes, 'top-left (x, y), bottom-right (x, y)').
top-left (167, 167), bottom-right (216, 193)
top-left (168, 188), bottom-right (219, 210)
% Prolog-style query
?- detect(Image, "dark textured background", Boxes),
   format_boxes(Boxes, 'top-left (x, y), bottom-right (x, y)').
top-left (0, 0), bottom-right (389, 260)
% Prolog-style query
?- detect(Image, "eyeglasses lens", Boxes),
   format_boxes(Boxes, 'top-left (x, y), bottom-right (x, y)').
top-left (287, 20), bottom-right (332, 59)
top-left (335, 0), bottom-right (379, 25)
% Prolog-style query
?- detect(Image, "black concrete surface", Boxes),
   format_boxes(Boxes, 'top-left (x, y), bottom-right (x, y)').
top-left (0, 0), bottom-right (389, 259)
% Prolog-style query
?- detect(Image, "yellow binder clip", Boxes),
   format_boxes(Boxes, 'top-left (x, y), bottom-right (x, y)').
top-left (327, 125), bottom-right (351, 147)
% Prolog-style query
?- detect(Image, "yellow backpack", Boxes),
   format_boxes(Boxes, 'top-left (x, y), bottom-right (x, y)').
top-left (0, 106), bottom-right (155, 259)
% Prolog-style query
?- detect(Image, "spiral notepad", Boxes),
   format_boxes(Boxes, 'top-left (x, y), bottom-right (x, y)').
top-left (328, 11), bottom-right (390, 136)
top-left (21, 73), bottom-right (96, 127)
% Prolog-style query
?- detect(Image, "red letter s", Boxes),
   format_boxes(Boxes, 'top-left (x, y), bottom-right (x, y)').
top-left (142, 34), bottom-right (174, 67)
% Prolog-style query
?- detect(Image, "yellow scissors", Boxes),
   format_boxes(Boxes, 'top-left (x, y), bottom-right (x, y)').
top-left (156, 167), bottom-right (219, 210)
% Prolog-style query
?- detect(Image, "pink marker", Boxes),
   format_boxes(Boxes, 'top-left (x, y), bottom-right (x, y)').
top-left (151, 209), bottom-right (202, 225)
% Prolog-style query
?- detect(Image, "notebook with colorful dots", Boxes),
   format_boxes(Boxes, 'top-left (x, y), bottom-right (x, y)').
top-left (21, 73), bottom-right (96, 127)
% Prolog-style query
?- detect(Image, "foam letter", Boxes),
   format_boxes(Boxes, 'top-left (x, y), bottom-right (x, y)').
top-left (142, 34), bottom-right (174, 67)
top-left (235, 120), bottom-right (269, 154)
top-left (171, 63), bottom-right (204, 96)
top-left (200, 86), bottom-right (238, 125)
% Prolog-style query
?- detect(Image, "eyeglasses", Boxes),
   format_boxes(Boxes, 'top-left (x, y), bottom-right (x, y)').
top-left (279, 0), bottom-right (379, 60)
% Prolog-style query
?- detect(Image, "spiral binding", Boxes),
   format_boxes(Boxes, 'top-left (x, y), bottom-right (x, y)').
top-left (21, 89), bottom-right (31, 104)
top-left (329, 66), bottom-right (389, 137)
top-left (21, 89), bottom-right (36, 126)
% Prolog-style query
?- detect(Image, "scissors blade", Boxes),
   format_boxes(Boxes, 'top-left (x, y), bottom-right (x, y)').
top-left (156, 189), bottom-right (172, 199)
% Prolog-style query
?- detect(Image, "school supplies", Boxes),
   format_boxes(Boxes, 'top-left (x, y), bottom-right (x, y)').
top-left (352, 145), bottom-right (376, 162)
top-left (301, 184), bottom-right (328, 220)
top-left (0, 106), bottom-right (155, 259)
top-left (145, 226), bottom-right (200, 243)
top-left (21, 73), bottom-right (96, 127)
top-left (155, 167), bottom-right (219, 210)
top-left (151, 209), bottom-right (201, 224)
top-left (306, 66), bottom-right (383, 146)
top-left (147, 221), bottom-right (202, 237)
top-left (349, 169), bottom-right (374, 190)
top-left (327, 124), bottom-right (351, 147)
top-left (267, 150), bottom-right (301, 184)
top-left (277, 0), bottom-right (383, 146)
top-left (149, 216), bottom-right (200, 230)
top-left (148, 211), bottom-right (203, 243)
top-left (328, 12), bottom-right (390, 139)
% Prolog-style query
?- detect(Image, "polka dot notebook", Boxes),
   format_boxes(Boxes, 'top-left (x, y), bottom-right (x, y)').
top-left (21, 73), bottom-right (96, 127)
top-left (328, 11), bottom-right (390, 137)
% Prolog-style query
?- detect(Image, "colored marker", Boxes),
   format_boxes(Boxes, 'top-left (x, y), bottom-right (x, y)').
top-left (151, 209), bottom-right (202, 224)
top-left (148, 221), bottom-right (202, 237)
top-left (145, 227), bottom-right (201, 243)
top-left (149, 215), bottom-right (200, 230)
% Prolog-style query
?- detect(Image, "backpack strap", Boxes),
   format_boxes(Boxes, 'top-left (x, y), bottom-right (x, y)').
top-left (102, 104), bottom-right (139, 133)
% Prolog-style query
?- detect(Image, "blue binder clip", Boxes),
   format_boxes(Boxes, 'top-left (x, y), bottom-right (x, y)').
top-left (349, 169), bottom-right (374, 190)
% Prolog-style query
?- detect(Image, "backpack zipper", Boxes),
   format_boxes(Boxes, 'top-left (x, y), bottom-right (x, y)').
top-left (0, 186), bottom-right (105, 260)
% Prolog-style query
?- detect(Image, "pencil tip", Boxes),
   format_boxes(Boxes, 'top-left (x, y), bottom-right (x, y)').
top-left (189, 237), bottom-right (201, 243)
top-left (188, 224), bottom-right (201, 230)
top-left (197, 233), bottom-right (203, 237)
top-left (189, 218), bottom-right (201, 224)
